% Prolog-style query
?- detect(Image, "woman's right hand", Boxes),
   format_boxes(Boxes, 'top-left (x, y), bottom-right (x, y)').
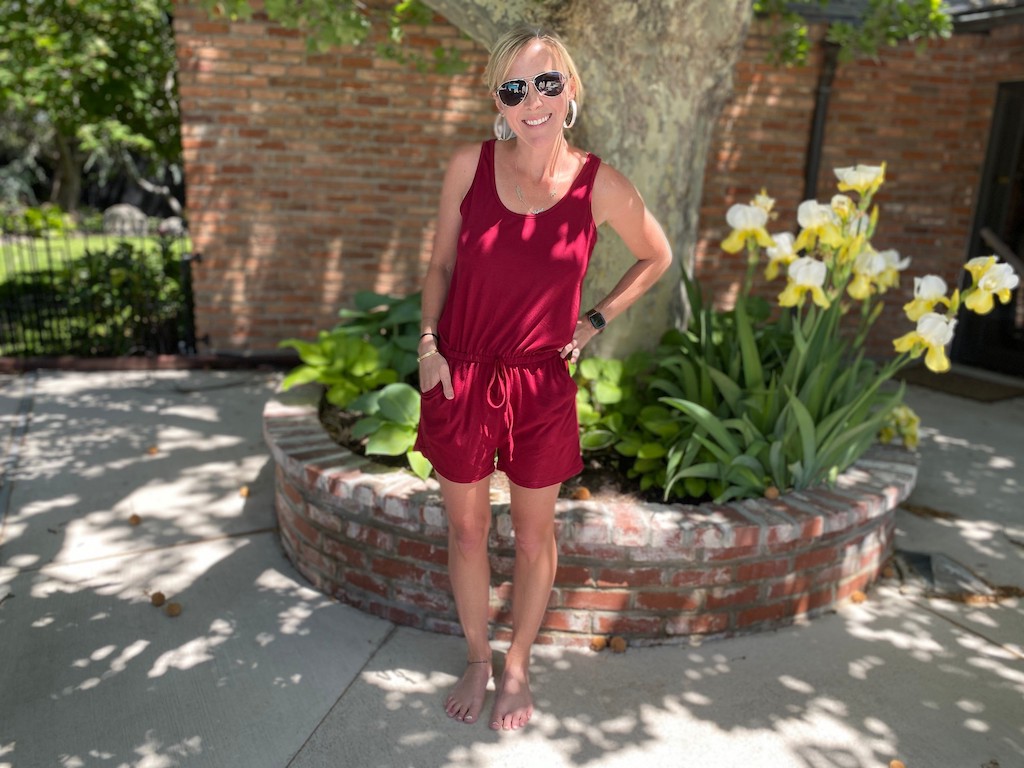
top-left (419, 350), bottom-right (455, 399)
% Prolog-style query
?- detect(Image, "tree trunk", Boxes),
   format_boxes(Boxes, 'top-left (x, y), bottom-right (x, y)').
top-left (424, 0), bottom-right (751, 356)
top-left (51, 131), bottom-right (82, 213)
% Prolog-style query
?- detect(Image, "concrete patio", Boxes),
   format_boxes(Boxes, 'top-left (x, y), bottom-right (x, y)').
top-left (1, 369), bottom-right (1021, 768)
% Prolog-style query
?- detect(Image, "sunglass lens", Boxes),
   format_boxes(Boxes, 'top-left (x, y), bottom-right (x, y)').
top-left (498, 80), bottom-right (528, 106)
top-left (535, 72), bottom-right (565, 96)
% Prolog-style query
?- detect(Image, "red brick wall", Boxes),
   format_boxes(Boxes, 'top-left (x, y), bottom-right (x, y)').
top-left (174, 5), bottom-right (1024, 355)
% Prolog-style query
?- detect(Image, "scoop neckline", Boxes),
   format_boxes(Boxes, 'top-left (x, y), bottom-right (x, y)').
top-left (490, 141), bottom-right (592, 218)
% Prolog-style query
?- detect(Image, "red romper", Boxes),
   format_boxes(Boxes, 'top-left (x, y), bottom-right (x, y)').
top-left (415, 139), bottom-right (602, 488)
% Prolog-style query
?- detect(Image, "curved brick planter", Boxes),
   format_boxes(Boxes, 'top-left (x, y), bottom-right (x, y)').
top-left (264, 384), bottom-right (918, 647)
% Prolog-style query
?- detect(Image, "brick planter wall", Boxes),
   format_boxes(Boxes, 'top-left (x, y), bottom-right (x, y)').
top-left (265, 384), bottom-right (918, 647)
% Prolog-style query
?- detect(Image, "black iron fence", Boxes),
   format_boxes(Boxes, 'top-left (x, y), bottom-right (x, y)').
top-left (0, 219), bottom-right (198, 358)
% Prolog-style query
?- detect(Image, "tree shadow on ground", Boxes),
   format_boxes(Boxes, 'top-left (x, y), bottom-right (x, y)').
top-left (287, 384), bottom-right (1024, 768)
top-left (0, 370), bottom-right (392, 767)
top-left (322, 593), bottom-right (1023, 768)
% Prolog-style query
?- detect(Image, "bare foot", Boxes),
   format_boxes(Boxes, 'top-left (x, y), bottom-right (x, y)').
top-left (490, 667), bottom-right (533, 731)
top-left (444, 660), bottom-right (491, 724)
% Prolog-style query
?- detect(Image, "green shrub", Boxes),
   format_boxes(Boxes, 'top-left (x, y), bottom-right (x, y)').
top-left (0, 238), bottom-right (186, 356)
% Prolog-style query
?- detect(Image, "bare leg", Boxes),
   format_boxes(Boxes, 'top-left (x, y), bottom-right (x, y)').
top-left (490, 480), bottom-right (560, 731)
top-left (439, 474), bottom-right (493, 724)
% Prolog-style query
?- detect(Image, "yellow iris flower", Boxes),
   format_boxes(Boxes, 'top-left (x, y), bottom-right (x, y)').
top-left (847, 249), bottom-right (888, 300)
top-left (722, 203), bottom-right (775, 253)
top-left (875, 249), bottom-right (910, 291)
top-left (834, 163), bottom-right (886, 198)
top-left (963, 256), bottom-right (1020, 315)
top-left (830, 194), bottom-right (855, 222)
top-left (903, 275), bottom-right (951, 321)
top-left (752, 190), bottom-right (775, 215)
top-left (779, 257), bottom-right (830, 309)
top-left (793, 200), bottom-right (844, 253)
top-left (765, 232), bottom-right (797, 281)
top-left (893, 312), bottom-right (957, 373)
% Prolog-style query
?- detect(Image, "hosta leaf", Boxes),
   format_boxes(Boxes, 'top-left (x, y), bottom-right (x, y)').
top-left (407, 450), bottom-right (433, 480)
top-left (581, 429), bottom-right (617, 451)
top-left (366, 423), bottom-right (416, 456)
top-left (637, 442), bottom-right (667, 460)
top-left (377, 382), bottom-right (420, 426)
top-left (280, 364), bottom-right (323, 391)
top-left (351, 416), bottom-right (382, 440)
top-left (325, 380), bottom-right (360, 407)
top-left (614, 435), bottom-right (642, 457)
top-left (279, 338), bottom-right (329, 366)
top-left (593, 381), bottom-right (623, 404)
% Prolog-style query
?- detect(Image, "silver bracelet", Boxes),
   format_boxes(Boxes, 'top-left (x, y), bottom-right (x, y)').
top-left (417, 348), bottom-right (439, 363)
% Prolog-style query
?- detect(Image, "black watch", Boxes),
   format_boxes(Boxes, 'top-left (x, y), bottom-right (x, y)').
top-left (586, 309), bottom-right (606, 332)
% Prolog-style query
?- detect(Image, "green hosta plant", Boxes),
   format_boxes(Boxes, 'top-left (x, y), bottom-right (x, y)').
top-left (575, 354), bottom-right (682, 492)
top-left (333, 291), bottom-right (422, 383)
top-left (278, 291), bottom-right (426, 478)
top-left (279, 331), bottom-right (397, 407)
top-left (349, 382), bottom-right (431, 480)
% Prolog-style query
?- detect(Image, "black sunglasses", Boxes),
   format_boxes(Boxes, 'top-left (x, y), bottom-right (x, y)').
top-left (495, 71), bottom-right (567, 107)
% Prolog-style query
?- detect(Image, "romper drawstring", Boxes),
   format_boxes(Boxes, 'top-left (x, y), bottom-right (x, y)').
top-left (441, 347), bottom-right (562, 465)
top-left (486, 359), bottom-right (516, 460)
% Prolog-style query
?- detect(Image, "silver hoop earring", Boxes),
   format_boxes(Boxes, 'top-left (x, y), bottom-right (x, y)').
top-left (563, 99), bottom-right (578, 129)
top-left (493, 113), bottom-right (515, 141)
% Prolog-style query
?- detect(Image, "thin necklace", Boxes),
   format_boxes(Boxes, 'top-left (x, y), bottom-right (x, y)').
top-left (514, 159), bottom-right (557, 214)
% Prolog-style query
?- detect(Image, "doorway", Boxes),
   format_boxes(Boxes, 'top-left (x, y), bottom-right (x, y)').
top-left (951, 81), bottom-right (1024, 377)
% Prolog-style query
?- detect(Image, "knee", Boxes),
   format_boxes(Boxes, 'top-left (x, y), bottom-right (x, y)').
top-left (449, 516), bottom-right (490, 555)
top-left (512, 526), bottom-right (555, 562)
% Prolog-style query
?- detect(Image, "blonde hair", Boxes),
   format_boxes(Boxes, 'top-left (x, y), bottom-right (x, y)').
top-left (483, 24), bottom-right (584, 107)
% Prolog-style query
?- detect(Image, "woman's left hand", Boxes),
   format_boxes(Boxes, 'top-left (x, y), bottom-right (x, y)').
top-left (559, 320), bottom-right (600, 364)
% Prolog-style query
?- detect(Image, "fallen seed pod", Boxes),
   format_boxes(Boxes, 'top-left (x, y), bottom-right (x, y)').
top-left (150, 591), bottom-right (166, 607)
top-left (165, 602), bottom-right (182, 617)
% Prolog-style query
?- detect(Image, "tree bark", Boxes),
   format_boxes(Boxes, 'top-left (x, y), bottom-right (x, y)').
top-left (51, 131), bottom-right (82, 213)
top-left (423, 0), bottom-right (751, 356)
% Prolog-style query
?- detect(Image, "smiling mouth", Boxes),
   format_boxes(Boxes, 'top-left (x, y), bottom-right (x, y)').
top-left (523, 114), bottom-right (551, 127)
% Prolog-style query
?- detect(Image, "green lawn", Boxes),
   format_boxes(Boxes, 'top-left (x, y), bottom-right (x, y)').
top-left (0, 235), bottom-right (193, 280)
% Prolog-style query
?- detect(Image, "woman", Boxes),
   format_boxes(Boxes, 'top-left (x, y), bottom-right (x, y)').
top-left (414, 24), bottom-right (672, 731)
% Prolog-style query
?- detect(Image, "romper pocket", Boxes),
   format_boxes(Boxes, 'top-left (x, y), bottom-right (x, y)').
top-left (420, 381), bottom-right (445, 399)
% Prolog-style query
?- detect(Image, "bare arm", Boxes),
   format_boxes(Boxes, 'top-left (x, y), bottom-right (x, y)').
top-left (418, 143), bottom-right (480, 398)
top-left (560, 163), bottom-right (673, 360)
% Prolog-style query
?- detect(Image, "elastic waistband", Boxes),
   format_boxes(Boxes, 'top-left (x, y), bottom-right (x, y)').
top-left (442, 347), bottom-right (562, 367)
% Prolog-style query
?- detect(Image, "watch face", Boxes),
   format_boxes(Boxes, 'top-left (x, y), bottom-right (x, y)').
top-left (587, 310), bottom-right (606, 330)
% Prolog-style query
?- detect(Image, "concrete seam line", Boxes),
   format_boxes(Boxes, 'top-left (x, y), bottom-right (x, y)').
top-left (285, 624), bottom-right (401, 767)
top-left (910, 596), bottom-right (1024, 662)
